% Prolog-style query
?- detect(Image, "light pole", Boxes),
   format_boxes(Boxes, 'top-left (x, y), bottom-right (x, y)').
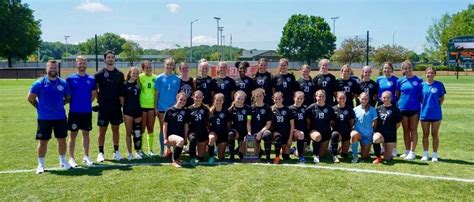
top-left (64, 35), bottom-right (70, 57)
top-left (214, 17), bottom-right (221, 61)
top-left (190, 19), bottom-right (198, 62)
top-left (219, 27), bottom-right (224, 61)
top-left (392, 31), bottom-right (397, 46)
top-left (330, 17), bottom-right (339, 36)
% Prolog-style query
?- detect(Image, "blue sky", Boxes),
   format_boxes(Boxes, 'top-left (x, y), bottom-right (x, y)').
top-left (26, 0), bottom-right (472, 53)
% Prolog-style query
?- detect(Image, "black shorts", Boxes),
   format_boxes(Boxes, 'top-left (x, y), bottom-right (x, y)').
top-left (380, 131), bottom-right (397, 143)
top-left (123, 109), bottom-right (141, 119)
top-left (214, 130), bottom-right (229, 144)
top-left (36, 119), bottom-right (68, 140)
top-left (333, 130), bottom-right (351, 142)
top-left (280, 132), bottom-right (291, 145)
top-left (68, 112), bottom-right (92, 131)
top-left (230, 128), bottom-right (247, 142)
top-left (141, 108), bottom-right (154, 112)
top-left (421, 119), bottom-right (441, 122)
top-left (98, 106), bottom-right (123, 126)
top-left (189, 130), bottom-right (209, 143)
top-left (311, 130), bottom-right (331, 142)
top-left (401, 110), bottom-right (419, 118)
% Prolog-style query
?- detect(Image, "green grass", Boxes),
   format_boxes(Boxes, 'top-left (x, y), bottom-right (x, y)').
top-left (0, 76), bottom-right (473, 200)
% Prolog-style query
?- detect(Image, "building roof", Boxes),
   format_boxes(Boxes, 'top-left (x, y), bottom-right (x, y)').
top-left (62, 54), bottom-right (171, 60)
top-left (240, 50), bottom-right (278, 58)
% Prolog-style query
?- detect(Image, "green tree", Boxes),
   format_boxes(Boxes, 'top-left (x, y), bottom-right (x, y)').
top-left (0, 0), bottom-right (42, 67)
top-left (78, 33), bottom-right (127, 55)
top-left (118, 41), bottom-right (143, 66)
top-left (372, 44), bottom-right (408, 67)
top-left (332, 37), bottom-right (370, 66)
top-left (277, 14), bottom-right (336, 65)
top-left (406, 51), bottom-right (420, 62)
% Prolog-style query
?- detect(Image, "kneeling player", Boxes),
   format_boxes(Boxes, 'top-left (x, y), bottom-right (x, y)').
top-left (307, 90), bottom-right (335, 163)
top-left (250, 88), bottom-right (273, 163)
top-left (187, 91), bottom-right (210, 166)
top-left (330, 92), bottom-right (355, 163)
top-left (163, 92), bottom-right (189, 168)
top-left (228, 90), bottom-right (252, 161)
top-left (208, 93), bottom-right (231, 164)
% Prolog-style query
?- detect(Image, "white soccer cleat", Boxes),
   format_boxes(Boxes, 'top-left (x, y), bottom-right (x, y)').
top-left (113, 151), bottom-right (123, 161)
top-left (127, 153), bottom-right (134, 161)
top-left (313, 156), bottom-right (320, 163)
top-left (135, 152), bottom-right (143, 160)
top-left (431, 153), bottom-right (439, 162)
top-left (391, 149), bottom-right (398, 157)
top-left (59, 161), bottom-right (72, 170)
top-left (68, 158), bottom-right (78, 168)
top-left (97, 152), bottom-right (105, 162)
top-left (420, 155), bottom-right (429, 161)
top-left (404, 152), bottom-right (416, 161)
top-left (36, 165), bottom-right (45, 174)
top-left (83, 156), bottom-right (94, 166)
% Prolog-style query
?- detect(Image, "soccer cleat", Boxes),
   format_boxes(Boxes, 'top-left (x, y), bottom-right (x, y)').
top-left (290, 147), bottom-right (296, 155)
top-left (83, 156), bottom-right (94, 166)
top-left (36, 165), bottom-right (45, 174)
top-left (333, 156), bottom-right (340, 163)
top-left (373, 157), bottom-right (382, 164)
top-left (313, 156), bottom-right (320, 163)
top-left (59, 161), bottom-right (72, 170)
top-left (391, 149), bottom-right (398, 157)
top-left (113, 151), bottom-right (123, 161)
top-left (183, 145), bottom-right (189, 154)
top-left (352, 156), bottom-right (359, 163)
top-left (420, 155), bottom-right (429, 161)
top-left (305, 146), bottom-right (312, 152)
top-left (208, 157), bottom-right (215, 165)
top-left (189, 158), bottom-right (197, 166)
top-left (127, 153), bottom-right (134, 161)
top-left (148, 150), bottom-right (155, 157)
top-left (400, 151), bottom-right (409, 158)
top-left (171, 161), bottom-right (182, 168)
top-left (68, 158), bottom-right (78, 168)
top-left (404, 152), bottom-right (416, 161)
top-left (273, 156), bottom-right (281, 164)
top-left (97, 152), bottom-right (105, 162)
top-left (431, 153), bottom-right (439, 162)
top-left (135, 152), bottom-right (143, 160)
top-left (299, 156), bottom-right (306, 164)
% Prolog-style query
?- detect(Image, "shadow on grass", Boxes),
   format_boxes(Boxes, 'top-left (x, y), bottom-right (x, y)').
top-left (48, 164), bottom-right (134, 176)
top-left (437, 158), bottom-right (474, 165)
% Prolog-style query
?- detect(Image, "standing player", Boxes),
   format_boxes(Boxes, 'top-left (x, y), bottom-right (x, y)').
top-left (195, 60), bottom-right (214, 106)
top-left (250, 88), bottom-right (273, 163)
top-left (289, 91), bottom-right (308, 163)
top-left (94, 51), bottom-right (125, 162)
top-left (297, 64), bottom-right (316, 107)
top-left (163, 92), bottom-right (189, 168)
top-left (420, 67), bottom-right (446, 162)
top-left (351, 93), bottom-right (378, 163)
top-left (330, 92), bottom-right (355, 163)
top-left (212, 61), bottom-right (236, 110)
top-left (306, 90), bottom-right (335, 163)
top-left (66, 56), bottom-right (96, 167)
top-left (155, 58), bottom-right (181, 157)
top-left (254, 58), bottom-right (273, 105)
top-left (272, 58), bottom-right (297, 106)
top-left (376, 62), bottom-right (398, 106)
top-left (121, 67), bottom-right (143, 160)
top-left (271, 92), bottom-right (294, 164)
top-left (396, 60), bottom-right (422, 160)
top-left (358, 66), bottom-right (378, 107)
top-left (139, 61), bottom-right (157, 156)
top-left (373, 91), bottom-right (402, 164)
top-left (187, 91), bottom-right (210, 166)
top-left (208, 93), bottom-right (231, 163)
top-left (28, 60), bottom-right (72, 174)
top-left (228, 90), bottom-right (252, 161)
top-left (335, 65), bottom-right (361, 109)
top-left (313, 59), bottom-right (337, 106)
top-left (179, 62), bottom-right (194, 107)
top-left (234, 61), bottom-right (255, 106)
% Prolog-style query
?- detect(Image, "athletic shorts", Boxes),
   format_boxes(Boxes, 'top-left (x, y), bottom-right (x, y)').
top-left (380, 131), bottom-right (397, 143)
top-left (333, 130), bottom-right (351, 142)
top-left (141, 108), bottom-right (154, 112)
top-left (189, 130), bottom-right (209, 143)
top-left (98, 106), bottom-right (123, 126)
top-left (68, 112), bottom-right (92, 131)
top-left (401, 110), bottom-right (419, 118)
top-left (36, 119), bottom-right (68, 140)
top-left (214, 130), bottom-right (229, 144)
top-left (421, 119), bottom-right (441, 122)
top-left (230, 128), bottom-right (247, 142)
top-left (280, 132), bottom-right (291, 145)
top-left (355, 130), bottom-right (373, 146)
top-left (123, 108), bottom-right (141, 119)
top-left (310, 130), bottom-right (331, 142)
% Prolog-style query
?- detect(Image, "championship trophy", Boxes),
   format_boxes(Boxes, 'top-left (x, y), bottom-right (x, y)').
top-left (242, 115), bottom-right (260, 163)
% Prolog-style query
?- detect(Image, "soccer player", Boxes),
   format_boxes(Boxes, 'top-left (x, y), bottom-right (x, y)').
top-left (289, 91), bottom-right (308, 163)
top-left (330, 92), bottom-right (355, 163)
top-left (139, 61), bottom-right (157, 156)
top-left (271, 92), bottom-right (294, 164)
top-left (94, 50), bottom-right (125, 162)
top-left (396, 60), bottom-right (423, 160)
top-left (250, 88), bottom-right (273, 163)
top-left (335, 65), bottom-right (361, 109)
top-left (272, 58), bottom-right (297, 106)
top-left (351, 92), bottom-right (378, 163)
top-left (163, 92), bottom-right (189, 168)
top-left (28, 60), bottom-right (71, 174)
top-left (376, 62), bottom-right (398, 106)
top-left (121, 67), bottom-right (143, 160)
top-left (228, 90), bottom-right (252, 161)
top-left (187, 91), bottom-right (210, 166)
top-left (297, 64), bottom-right (316, 107)
top-left (155, 58), bottom-right (181, 157)
top-left (212, 61), bottom-right (236, 110)
top-left (306, 90), bottom-right (335, 163)
top-left (373, 91), bottom-right (402, 164)
top-left (195, 59), bottom-right (215, 105)
top-left (208, 93), bottom-right (231, 164)
top-left (253, 58), bottom-right (273, 105)
top-left (420, 67), bottom-right (446, 162)
top-left (313, 59), bottom-right (337, 106)
top-left (179, 62), bottom-right (194, 107)
top-left (358, 66), bottom-right (378, 107)
top-left (66, 56), bottom-right (96, 167)
top-left (234, 61), bottom-right (255, 106)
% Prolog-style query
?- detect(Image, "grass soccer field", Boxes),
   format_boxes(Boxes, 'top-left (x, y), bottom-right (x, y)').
top-left (0, 76), bottom-right (473, 200)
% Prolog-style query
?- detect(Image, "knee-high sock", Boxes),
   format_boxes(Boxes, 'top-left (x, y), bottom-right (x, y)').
top-left (159, 132), bottom-right (164, 153)
top-left (208, 145), bottom-right (215, 157)
top-left (173, 146), bottom-right (183, 162)
top-left (274, 135), bottom-right (282, 157)
top-left (331, 133), bottom-right (340, 156)
top-left (312, 141), bottom-right (321, 156)
top-left (228, 131), bottom-right (236, 158)
top-left (373, 143), bottom-right (381, 157)
top-left (147, 133), bottom-right (155, 152)
top-left (352, 142), bottom-right (359, 158)
top-left (189, 134), bottom-right (197, 158)
top-left (297, 139), bottom-right (305, 157)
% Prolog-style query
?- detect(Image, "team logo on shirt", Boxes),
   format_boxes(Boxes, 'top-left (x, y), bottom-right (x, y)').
top-left (431, 87), bottom-right (438, 94)
top-left (180, 110), bottom-right (186, 116)
top-left (104, 71), bottom-right (109, 78)
top-left (368, 84), bottom-right (373, 88)
top-left (348, 81), bottom-right (352, 86)
top-left (162, 77), bottom-right (167, 82)
top-left (199, 109), bottom-right (204, 114)
top-left (57, 85), bottom-right (64, 91)
top-left (206, 79), bottom-right (211, 83)
top-left (323, 108), bottom-right (328, 113)
top-left (387, 110), bottom-right (392, 115)
top-left (224, 80), bottom-right (229, 84)
top-left (281, 110), bottom-right (287, 116)
top-left (286, 77), bottom-right (291, 82)
top-left (308, 81), bottom-right (312, 86)
top-left (242, 109), bottom-right (247, 114)
top-left (260, 109), bottom-right (266, 114)
top-left (300, 108), bottom-right (305, 113)
top-left (412, 81), bottom-right (419, 86)
top-left (244, 79), bottom-right (249, 83)
top-left (263, 75), bottom-right (268, 80)
top-left (172, 80), bottom-right (177, 84)
top-left (343, 110), bottom-right (349, 115)
top-left (71, 124), bottom-right (78, 130)
top-left (388, 81), bottom-right (393, 86)
top-left (86, 80), bottom-right (90, 84)
top-left (326, 77), bottom-right (331, 81)
top-left (219, 113), bottom-right (225, 118)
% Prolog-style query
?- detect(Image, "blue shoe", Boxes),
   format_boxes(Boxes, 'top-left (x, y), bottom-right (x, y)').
top-left (299, 156), bottom-right (306, 164)
top-left (290, 147), bottom-right (297, 155)
top-left (190, 158), bottom-right (197, 166)
top-left (208, 156), bottom-right (215, 165)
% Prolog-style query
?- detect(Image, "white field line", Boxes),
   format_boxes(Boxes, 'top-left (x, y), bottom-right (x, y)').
top-left (0, 162), bottom-right (473, 183)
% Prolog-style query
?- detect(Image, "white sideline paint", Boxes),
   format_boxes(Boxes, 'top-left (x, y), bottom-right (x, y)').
top-left (1, 162), bottom-right (473, 183)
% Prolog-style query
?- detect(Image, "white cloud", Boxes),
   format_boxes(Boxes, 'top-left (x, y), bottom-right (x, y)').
top-left (76, 0), bottom-right (111, 13)
top-left (192, 35), bottom-right (216, 46)
top-left (165, 3), bottom-right (180, 13)
top-left (120, 33), bottom-right (176, 50)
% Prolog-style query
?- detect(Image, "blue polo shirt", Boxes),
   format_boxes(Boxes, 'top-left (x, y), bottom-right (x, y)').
top-left (66, 73), bottom-right (96, 113)
top-left (376, 75), bottom-right (398, 104)
top-left (420, 81), bottom-right (446, 121)
top-left (30, 76), bottom-right (70, 120)
top-left (155, 73), bottom-right (180, 111)
top-left (397, 76), bottom-right (423, 111)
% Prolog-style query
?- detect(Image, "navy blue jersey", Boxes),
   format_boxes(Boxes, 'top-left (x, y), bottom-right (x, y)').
top-left (358, 79), bottom-right (378, 107)
top-left (209, 109), bottom-right (230, 135)
top-left (212, 77), bottom-right (236, 109)
top-left (253, 72), bottom-right (273, 105)
top-left (234, 76), bottom-right (255, 106)
top-left (195, 76), bottom-right (214, 105)
top-left (289, 105), bottom-right (308, 133)
top-left (179, 77), bottom-right (194, 107)
top-left (272, 106), bottom-right (293, 136)
top-left (250, 104), bottom-right (272, 134)
top-left (297, 78), bottom-right (316, 106)
top-left (376, 105), bottom-right (402, 135)
top-left (164, 106), bottom-right (188, 137)
top-left (229, 105), bottom-right (251, 134)
top-left (94, 68), bottom-right (125, 107)
top-left (187, 105), bottom-right (209, 134)
top-left (335, 78), bottom-right (361, 109)
top-left (306, 103), bottom-right (335, 135)
top-left (122, 81), bottom-right (141, 114)
top-left (273, 73), bottom-right (297, 106)
top-left (313, 73), bottom-right (337, 105)
top-left (332, 105), bottom-right (355, 135)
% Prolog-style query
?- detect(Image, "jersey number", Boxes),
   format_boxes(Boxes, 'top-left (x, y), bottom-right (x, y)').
top-left (177, 115), bottom-right (183, 122)
top-left (147, 83), bottom-right (152, 88)
top-left (277, 115), bottom-right (284, 123)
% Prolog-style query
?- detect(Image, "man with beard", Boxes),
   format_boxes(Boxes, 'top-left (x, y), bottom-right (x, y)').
top-left (66, 56), bottom-right (96, 167)
top-left (28, 60), bottom-right (72, 174)
top-left (94, 51), bottom-right (125, 162)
